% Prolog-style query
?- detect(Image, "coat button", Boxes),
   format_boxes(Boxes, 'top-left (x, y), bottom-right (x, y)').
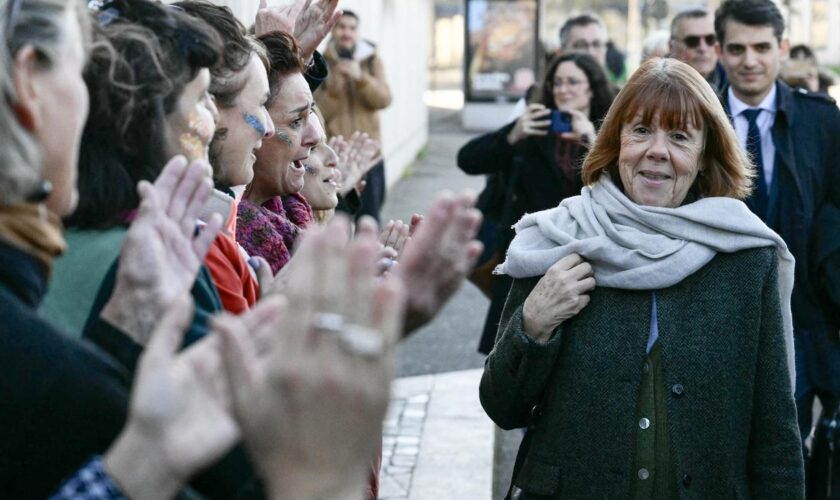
top-left (638, 468), bottom-right (650, 480)
top-left (682, 474), bottom-right (692, 487)
top-left (639, 417), bottom-right (651, 430)
top-left (671, 384), bottom-right (685, 397)
top-left (530, 404), bottom-right (542, 419)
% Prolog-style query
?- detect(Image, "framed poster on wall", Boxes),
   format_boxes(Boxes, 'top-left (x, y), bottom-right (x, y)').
top-left (465, 0), bottom-right (540, 102)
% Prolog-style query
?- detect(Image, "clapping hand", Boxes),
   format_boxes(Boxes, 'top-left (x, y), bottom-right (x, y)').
top-left (394, 191), bottom-right (483, 334)
top-left (329, 132), bottom-right (381, 196)
top-left (100, 156), bottom-right (222, 345)
top-left (103, 295), bottom-right (239, 499)
top-left (217, 216), bottom-right (406, 499)
top-left (255, 0), bottom-right (341, 63)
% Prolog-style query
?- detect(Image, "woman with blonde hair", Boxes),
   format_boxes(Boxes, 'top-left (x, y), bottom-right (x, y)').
top-left (481, 58), bottom-right (803, 498)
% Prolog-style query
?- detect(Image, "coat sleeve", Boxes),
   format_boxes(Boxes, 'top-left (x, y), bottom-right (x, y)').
top-left (814, 106), bottom-right (840, 316)
top-left (355, 55), bottom-right (391, 110)
top-left (479, 277), bottom-right (565, 430)
top-left (456, 121), bottom-right (517, 176)
top-left (747, 257), bottom-right (805, 497)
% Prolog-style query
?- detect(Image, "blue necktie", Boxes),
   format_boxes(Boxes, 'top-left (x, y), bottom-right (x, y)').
top-left (742, 108), bottom-right (769, 221)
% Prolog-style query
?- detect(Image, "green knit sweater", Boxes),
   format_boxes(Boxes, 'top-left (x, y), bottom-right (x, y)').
top-left (480, 247), bottom-right (803, 499)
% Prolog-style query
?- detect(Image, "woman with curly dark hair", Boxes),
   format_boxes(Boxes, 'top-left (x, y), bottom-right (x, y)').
top-left (457, 52), bottom-right (616, 354)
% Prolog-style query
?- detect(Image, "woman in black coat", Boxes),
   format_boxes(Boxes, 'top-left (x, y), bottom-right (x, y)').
top-left (457, 52), bottom-right (615, 353)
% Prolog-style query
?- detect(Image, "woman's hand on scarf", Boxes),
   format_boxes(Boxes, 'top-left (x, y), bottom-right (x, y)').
top-left (522, 253), bottom-right (595, 343)
top-left (101, 156), bottom-right (222, 345)
top-left (507, 103), bottom-right (551, 144)
top-left (216, 216), bottom-right (405, 500)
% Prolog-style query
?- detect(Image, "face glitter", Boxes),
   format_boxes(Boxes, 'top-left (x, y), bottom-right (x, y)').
top-left (179, 110), bottom-right (215, 161)
top-left (303, 164), bottom-right (317, 175)
top-left (275, 130), bottom-right (294, 147)
top-left (244, 113), bottom-right (266, 137)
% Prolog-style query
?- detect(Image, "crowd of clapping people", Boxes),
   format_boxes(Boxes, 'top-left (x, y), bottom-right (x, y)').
top-left (0, 0), bottom-right (481, 498)
top-left (1, 0), bottom-right (839, 498)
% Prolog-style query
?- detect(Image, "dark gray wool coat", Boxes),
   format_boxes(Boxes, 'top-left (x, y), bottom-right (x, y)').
top-left (480, 247), bottom-right (804, 499)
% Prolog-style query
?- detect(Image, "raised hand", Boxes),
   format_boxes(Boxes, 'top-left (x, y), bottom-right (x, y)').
top-left (217, 216), bottom-right (406, 500)
top-left (557, 108), bottom-right (597, 144)
top-left (522, 253), bottom-right (595, 343)
top-left (394, 191), bottom-right (484, 334)
top-left (507, 103), bottom-right (551, 144)
top-left (255, 0), bottom-right (341, 63)
top-left (100, 156), bottom-right (223, 345)
top-left (330, 132), bottom-right (381, 196)
top-left (379, 219), bottom-right (411, 258)
top-left (103, 294), bottom-right (239, 499)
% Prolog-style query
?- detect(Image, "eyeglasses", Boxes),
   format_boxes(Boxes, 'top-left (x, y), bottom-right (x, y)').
top-left (570, 40), bottom-right (605, 51)
top-left (679, 34), bottom-right (716, 49)
top-left (552, 78), bottom-right (587, 89)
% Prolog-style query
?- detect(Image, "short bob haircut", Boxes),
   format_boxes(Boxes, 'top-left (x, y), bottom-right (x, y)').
top-left (582, 57), bottom-right (753, 200)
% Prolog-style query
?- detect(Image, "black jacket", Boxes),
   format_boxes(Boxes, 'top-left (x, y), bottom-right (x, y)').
top-left (0, 241), bottom-right (129, 498)
top-left (0, 240), bottom-right (259, 498)
top-left (722, 81), bottom-right (840, 338)
top-left (457, 123), bottom-right (586, 353)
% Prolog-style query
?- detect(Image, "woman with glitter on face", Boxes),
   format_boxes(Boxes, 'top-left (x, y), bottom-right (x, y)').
top-left (39, 0), bottom-right (223, 337)
top-left (236, 31), bottom-right (322, 275)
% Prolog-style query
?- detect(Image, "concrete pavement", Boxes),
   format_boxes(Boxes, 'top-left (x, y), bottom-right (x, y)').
top-left (376, 107), bottom-right (516, 499)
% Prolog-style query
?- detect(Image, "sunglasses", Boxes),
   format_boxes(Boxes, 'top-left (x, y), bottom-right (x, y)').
top-left (680, 34), bottom-right (716, 49)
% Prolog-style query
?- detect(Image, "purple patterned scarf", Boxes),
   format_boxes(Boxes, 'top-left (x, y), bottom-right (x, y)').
top-left (236, 193), bottom-right (314, 275)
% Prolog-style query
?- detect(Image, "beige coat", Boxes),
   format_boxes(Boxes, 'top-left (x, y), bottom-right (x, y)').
top-left (316, 40), bottom-right (391, 141)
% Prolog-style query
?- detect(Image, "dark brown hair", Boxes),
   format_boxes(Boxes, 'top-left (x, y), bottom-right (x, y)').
top-left (258, 31), bottom-right (304, 106)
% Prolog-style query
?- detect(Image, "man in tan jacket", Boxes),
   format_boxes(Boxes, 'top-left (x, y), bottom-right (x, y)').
top-left (316, 10), bottom-right (391, 222)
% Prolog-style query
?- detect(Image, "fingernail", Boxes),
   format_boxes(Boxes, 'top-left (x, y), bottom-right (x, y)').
top-left (248, 257), bottom-right (260, 270)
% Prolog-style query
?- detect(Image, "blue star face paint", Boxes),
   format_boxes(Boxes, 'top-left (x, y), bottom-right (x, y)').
top-left (244, 113), bottom-right (266, 137)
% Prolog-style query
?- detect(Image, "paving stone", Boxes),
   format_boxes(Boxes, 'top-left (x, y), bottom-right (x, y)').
top-left (402, 409), bottom-right (426, 419)
top-left (391, 455), bottom-right (417, 466)
top-left (407, 394), bottom-right (430, 404)
top-left (396, 436), bottom-right (420, 445)
top-left (386, 465), bottom-right (412, 475)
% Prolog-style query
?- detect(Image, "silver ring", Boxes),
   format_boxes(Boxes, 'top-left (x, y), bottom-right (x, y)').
top-left (311, 312), bottom-right (345, 334)
top-left (338, 325), bottom-right (384, 359)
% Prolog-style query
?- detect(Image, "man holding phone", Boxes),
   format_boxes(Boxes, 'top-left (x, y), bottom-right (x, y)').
top-left (315, 10), bottom-right (392, 223)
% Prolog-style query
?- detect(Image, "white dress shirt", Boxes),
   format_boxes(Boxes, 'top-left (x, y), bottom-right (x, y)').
top-left (728, 85), bottom-right (777, 189)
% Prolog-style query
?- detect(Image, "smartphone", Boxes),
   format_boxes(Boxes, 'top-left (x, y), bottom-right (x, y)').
top-left (550, 110), bottom-right (573, 134)
top-left (337, 47), bottom-right (354, 60)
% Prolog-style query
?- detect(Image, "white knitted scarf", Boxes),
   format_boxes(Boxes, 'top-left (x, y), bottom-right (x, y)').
top-left (495, 174), bottom-right (796, 389)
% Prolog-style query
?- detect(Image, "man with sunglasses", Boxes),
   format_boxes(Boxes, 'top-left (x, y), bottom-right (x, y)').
top-left (669, 8), bottom-right (727, 94)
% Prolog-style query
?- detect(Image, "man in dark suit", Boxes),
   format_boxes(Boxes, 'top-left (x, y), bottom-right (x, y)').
top-left (716, 0), bottom-right (840, 463)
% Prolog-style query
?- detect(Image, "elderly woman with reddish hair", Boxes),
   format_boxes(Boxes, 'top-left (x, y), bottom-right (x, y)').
top-left (480, 58), bottom-right (803, 498)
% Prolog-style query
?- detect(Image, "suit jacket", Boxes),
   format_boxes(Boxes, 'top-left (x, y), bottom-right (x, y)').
top-left (722, 81), bottom-right (840, 338)
top-left (480, 247), bottom-right (803, 498)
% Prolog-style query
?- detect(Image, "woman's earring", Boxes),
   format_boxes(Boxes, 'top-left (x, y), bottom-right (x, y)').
top-left (26, 180), bottom-right (52, 203)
